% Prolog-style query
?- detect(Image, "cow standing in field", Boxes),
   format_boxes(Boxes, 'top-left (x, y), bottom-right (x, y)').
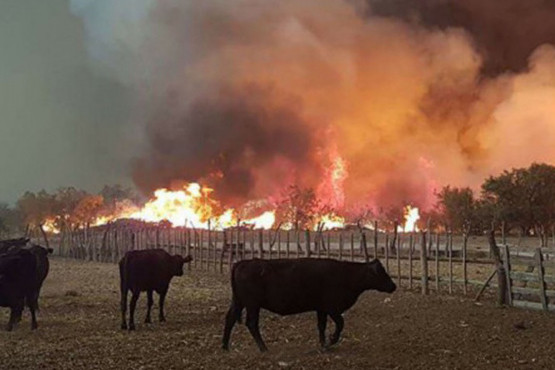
top-left (222, 258), bottom-right (396, 352)
top-left (0, 242), bottom-right (52, 316)
top-left (0, 249), bottom-right (39, 331)
top-left (119, 249), bottom-right (193, 330)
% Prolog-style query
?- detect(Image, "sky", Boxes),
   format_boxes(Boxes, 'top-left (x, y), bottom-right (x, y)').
top-left (0, 0), bottom-right (133, 204)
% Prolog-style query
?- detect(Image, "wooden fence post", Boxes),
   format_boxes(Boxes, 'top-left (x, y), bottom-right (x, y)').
top-left (535, 248), bottom-right (548, 311)
top-left (384, 233), bottom-right (389, 272)
top-left (286, 230), bottom-right (290, 259)
top-left (448, 232), bottom-right (453, 294)
top-left (361, 231), bottom-right (370, 262)
top-left (502, 245), bottom-right (512, 306)
top-left (350, 233), bottom-right (355, 261)
top-left (373, 221), bottom-right (378, 259)
top-left (408, 233), bottom-right (413, 289)
top-left (488, 231), bottom-right (509, 306)
top-left (420, 231), bottom-right (429, 295)
top-left (327, 232), bottom-right (331, 259)
top-left (227, 228), bottom-right (234, 272)
top-left (396, 233), bottom-right (402, 286)
top-left (435, 233), bottom-right (440, 292)
top-left (259, 229), bottom-right (264, 259)
top-left (277, 230), bottom-right (281, 259)
top-left (463, 231), bottom-right (468, 295)
top-left (305, 230), bottom-right (311, 258)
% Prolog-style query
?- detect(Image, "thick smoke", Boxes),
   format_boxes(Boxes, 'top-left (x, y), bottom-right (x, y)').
top-left (71, 0), bottom-right (555, 212)
top-left (367, 0), bottom-right (555, 75)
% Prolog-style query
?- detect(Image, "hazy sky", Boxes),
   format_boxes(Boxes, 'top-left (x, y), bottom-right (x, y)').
top-left (0, 0), bottom-right (133, 204)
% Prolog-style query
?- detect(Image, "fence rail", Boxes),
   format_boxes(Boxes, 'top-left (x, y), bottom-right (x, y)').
top-left (503, 246), bottom-right (555, 312)
top-left (23, 225), bottom-right (513, 299)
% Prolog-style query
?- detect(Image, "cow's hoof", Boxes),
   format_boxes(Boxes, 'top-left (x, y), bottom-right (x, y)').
top-left (31, 323), bottom-right (38, 330)
top-left (128, 324), bottom-right (136, 331)
top-left (159, 317), bottom-right (166, 323)
top-left (222, 344), bottom-right (229, 351)
top-left (5, 325), bottom-right (12, 332)
top-left (144, 318), bottom-right (151, 324)
top-left (328, 335), bottom-right (340, 346)
top-left (121, 323), bottom-right (127, 330)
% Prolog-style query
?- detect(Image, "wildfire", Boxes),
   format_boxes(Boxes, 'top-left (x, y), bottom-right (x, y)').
top-left (42, 219), bottom-right (60, 234)
top-left (125, 184), bottom-right (236, 229)
top-left (401, 206), bottom-right (420, 233)
top-left (241, 211), bottom-right (276, 229)
top-left (314, 213), bottom-right (345, 230)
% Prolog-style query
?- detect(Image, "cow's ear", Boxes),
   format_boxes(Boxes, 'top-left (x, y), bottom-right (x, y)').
top-left (47, 248), bottom-right (53, 254)
top-left (184, 255), bottom-right (193, 263)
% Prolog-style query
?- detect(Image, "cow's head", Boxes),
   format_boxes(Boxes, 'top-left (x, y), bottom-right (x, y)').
top-left (367, 259), bottom-right (396, 293)
top-left (171, 254), bottom-right (193, 276)
top-left (29, 244), bottom-right (53, 257)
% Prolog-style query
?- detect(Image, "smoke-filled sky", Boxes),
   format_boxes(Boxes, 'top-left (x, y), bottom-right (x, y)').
top-left (0, 0), bottom-right (135, 203)
top-left (3, 0), bottom-right (555, 212)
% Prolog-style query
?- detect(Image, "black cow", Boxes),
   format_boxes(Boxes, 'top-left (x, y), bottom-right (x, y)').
top-left (0, 243), bottom-right (52, 311)
top-left (119, 249), bottom-right (193, 330)
top-left (0, 249), bottom-right (39, 331)
top-left (222, 258), bottom-right (396, 352)
top-left (0, 238), bottom-right (30, 254)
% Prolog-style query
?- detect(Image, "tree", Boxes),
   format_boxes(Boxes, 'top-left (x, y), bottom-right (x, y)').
top-left (74, 195), bottom-right (104, 227)
top-left (275, 185), bottom-right (320, 230)
top-left (482, 163), bottom-right (555, 244)
top-left (436, 186), bottom-right (476, 232)
top-left (0, 203), bottom-right (22, 237)
top-left (16, 190), bottom-right (56, 227)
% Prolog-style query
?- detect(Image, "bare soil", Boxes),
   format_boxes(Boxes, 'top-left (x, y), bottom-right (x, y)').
top-left (0, 258), bottom-right (554, 370)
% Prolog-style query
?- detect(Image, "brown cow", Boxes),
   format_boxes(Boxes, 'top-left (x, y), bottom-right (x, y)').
top-left (222, 258), bottom-right (396, 351)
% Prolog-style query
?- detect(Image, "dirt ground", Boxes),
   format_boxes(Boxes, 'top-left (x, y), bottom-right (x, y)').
top-left (0, 258), bottom-right (554, 370)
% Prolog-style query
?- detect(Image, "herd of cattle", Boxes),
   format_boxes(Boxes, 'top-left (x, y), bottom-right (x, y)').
top-left (0, 237), bottom-right (396, 351)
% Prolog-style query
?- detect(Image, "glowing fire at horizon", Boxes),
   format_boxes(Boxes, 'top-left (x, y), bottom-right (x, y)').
top-left (401, 206), bottom-right (420, 233)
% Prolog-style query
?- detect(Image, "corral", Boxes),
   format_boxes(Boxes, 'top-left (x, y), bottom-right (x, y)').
top-left (1, 257), bottom-right (555, 369)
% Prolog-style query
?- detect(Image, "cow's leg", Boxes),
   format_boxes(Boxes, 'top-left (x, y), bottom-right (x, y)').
top-left (128, 291), bottom-right (140, 331)
top-left (121, 287), bottom-right (129, 330)
top-left (158, 290), bottom-right (167, 322)
top-left (222, 298), bottom-right (243, 350)
top-left (6, 304), bottom-right (23, 332)
top-left (329, 313), bottom-right (344, 346)
top-left (246, 307), bottom-right (267, 352)
top-left (29, 301), bottom-right (38, 330)
top-left (6, 308), bottom-right (18, 331)
top-left (145, 290), bottom-right (153, 324)
top-left (316, 311), bottom-right (327, 348)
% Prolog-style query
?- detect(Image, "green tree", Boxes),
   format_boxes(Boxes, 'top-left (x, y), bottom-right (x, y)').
top-left (482, 163), bottom-right (555, 243)
top-left (436, 186), bottom-right (476, 232)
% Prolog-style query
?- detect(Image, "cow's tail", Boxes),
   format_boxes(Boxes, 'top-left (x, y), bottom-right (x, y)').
top-left (230, 262), bottom-right (243, 324)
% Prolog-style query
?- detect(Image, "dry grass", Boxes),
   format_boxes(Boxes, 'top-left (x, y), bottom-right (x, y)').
top-left (0, 258), bottom-right (554, 369)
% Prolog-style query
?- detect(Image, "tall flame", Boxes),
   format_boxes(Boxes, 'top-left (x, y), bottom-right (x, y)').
top-left (402, 206), bottom-right (420, 232)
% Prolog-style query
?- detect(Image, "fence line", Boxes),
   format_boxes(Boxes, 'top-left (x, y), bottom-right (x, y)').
top-left (28, 225), bottom-right (520, 299)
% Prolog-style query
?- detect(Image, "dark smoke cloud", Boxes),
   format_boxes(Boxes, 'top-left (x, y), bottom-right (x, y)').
top-left (132, 85), bottom-right (320, 206)
top-left (367, 0), bottom-right (555, 75)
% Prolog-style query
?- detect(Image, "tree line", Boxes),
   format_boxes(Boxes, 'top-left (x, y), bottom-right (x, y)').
top-left (2, 163), bottom-right (555, 243)
top-left (433, 163), bottom-right (555, 245)
top-left (0, 185), bottom-right (139, 238)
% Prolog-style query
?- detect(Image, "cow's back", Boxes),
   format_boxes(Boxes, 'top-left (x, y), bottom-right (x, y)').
top-left (120, 249), bottom-right (173, 291)
top-left (232, 259), bottom-right (365, 315)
